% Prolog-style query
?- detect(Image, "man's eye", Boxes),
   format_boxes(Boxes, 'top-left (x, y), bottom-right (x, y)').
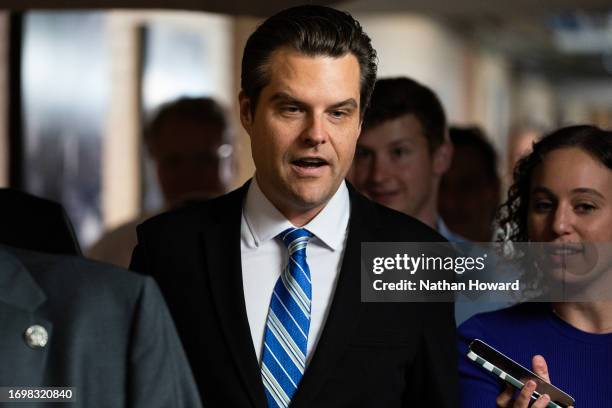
top-left (329, 110), bottom-right (346, 119)
top-left (281, 105), bottom-right (302, 114)
top-left (390, 147), bottom-right (410, 159)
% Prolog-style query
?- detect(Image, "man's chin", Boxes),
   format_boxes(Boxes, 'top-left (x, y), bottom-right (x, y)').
top-left (286, 183), bottom-right (336, 210)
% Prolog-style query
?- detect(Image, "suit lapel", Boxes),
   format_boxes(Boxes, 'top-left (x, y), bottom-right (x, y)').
top-left (202, 184), bottom-right (268, 408)
top-left (0, 247), bottom-right (46, 310)
top-left (291, 186), bottom-right (378, 407)
top-left (0, 247), bottom-right (52, 386)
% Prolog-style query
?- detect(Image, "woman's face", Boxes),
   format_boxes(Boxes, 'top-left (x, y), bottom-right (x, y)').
top-left (528, 147), bottom-right (612, 242)
top-left (527, 147), bottom-right (612, 287)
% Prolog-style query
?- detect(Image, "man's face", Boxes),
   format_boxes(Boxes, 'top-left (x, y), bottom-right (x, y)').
top-left (349, 114), bottom-right (446, 222)
top-left (239, 48), bottom-right (362, 225)
top-left (439, 145), bottom-right (500, 241)
top-left (152, 120), bottom-right (232, 207)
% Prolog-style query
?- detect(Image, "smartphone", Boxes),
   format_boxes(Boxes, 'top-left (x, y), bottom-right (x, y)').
top-left (467, 339), bottom-right (575, 408)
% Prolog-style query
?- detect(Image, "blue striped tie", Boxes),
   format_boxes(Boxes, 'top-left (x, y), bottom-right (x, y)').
top-left (261, 227), bottom-right (313, 408)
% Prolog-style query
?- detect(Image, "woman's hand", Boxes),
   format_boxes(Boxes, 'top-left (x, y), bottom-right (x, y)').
top-left (495, 355), bottom-right (563, 408)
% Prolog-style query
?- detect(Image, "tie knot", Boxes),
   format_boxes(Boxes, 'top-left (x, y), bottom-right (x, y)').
top-left (279, 227), bottom-right (313, 254)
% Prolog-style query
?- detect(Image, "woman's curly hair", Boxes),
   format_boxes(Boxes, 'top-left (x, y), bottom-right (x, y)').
top-left (497, 125), bottom-right (612, 243)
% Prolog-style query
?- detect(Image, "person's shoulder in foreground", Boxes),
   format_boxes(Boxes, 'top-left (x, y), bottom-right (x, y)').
top-left (457, 303), bottom-right (612, 407)
top-left (0, 244), bottom-right (202, 408)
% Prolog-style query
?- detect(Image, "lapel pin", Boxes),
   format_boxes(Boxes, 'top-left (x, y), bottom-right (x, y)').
top-left (24, 325), bottom-right (48, 349)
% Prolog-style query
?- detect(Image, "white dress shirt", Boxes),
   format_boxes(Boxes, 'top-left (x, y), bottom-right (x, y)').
top-left (241, 178), bottom-right (350, 365)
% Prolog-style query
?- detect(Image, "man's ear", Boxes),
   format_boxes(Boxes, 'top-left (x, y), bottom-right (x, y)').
top-left (433, 140), bottom-right (453, 176)
top-left (238, 91), bottom-right (253, 132)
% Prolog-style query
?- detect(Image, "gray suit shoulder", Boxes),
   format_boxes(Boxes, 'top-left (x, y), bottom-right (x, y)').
top-left (13, 250), bottom-right (161, 319)
top-left (4, 246), bottom-right (203, 408)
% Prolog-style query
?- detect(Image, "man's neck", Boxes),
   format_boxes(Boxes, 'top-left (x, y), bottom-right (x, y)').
top-left (281, 205), bottom-right (326, 227)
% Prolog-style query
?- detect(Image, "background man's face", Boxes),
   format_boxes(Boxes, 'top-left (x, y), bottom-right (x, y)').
top-left (152, 120), bottom-right (231, 207)
top-left (349, 114), bottom-right (438, 219)
top-left (439, 144), bottom-right (500, 241)
top-left (240, 48), bottom-right (362, 223)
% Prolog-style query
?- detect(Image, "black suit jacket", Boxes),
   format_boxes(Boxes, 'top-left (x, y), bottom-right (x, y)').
top-left (130, 182), bottom-right (458, 407)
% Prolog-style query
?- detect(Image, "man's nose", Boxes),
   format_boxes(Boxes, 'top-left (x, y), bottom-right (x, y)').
top-left (370, 154), bottom-right (391, 183)
top-left (302, 114), bottom-right (328, 146)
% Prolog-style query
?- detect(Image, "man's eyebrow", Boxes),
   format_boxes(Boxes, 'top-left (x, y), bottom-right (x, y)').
top-left (268, 93), bottom-right (358, 111)
top-left (269, 92), bottom-right (303, 105)
top-left (387, 137), bottom-right (415, 146)
top-left (328, 98), bottom-right (358, 110)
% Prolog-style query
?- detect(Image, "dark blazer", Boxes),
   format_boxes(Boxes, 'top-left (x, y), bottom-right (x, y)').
top-left (0, 245), bottom-right (201, 408)
top-left (130, 182), bottom-right (458, 407)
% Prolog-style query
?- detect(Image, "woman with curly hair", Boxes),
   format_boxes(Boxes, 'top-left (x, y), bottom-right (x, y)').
top-left (458, 125), bottom-right (612, 407)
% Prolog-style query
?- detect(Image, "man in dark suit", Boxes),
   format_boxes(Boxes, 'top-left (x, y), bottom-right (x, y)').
top-left (130, 5), bottom-right (457, 407)
top-left (0, 244), bottom-right (201, 407)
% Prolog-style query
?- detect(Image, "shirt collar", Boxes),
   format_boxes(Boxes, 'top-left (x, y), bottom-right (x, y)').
top-left (242, 177), bottom-right (350, 251)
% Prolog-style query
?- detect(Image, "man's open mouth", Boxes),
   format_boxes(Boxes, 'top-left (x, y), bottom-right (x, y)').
top-left (292, 157), bottom-right (328, 168)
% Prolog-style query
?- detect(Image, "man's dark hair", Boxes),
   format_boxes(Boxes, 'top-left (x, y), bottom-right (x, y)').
top-left (449, 126), bottom-right (499, 184)
top-left (145, 97), bottom-right (229, 153)
top-left (363, 77), bottom-right (446, 152)
top-left (241, 5), bottom-right (377, 116)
